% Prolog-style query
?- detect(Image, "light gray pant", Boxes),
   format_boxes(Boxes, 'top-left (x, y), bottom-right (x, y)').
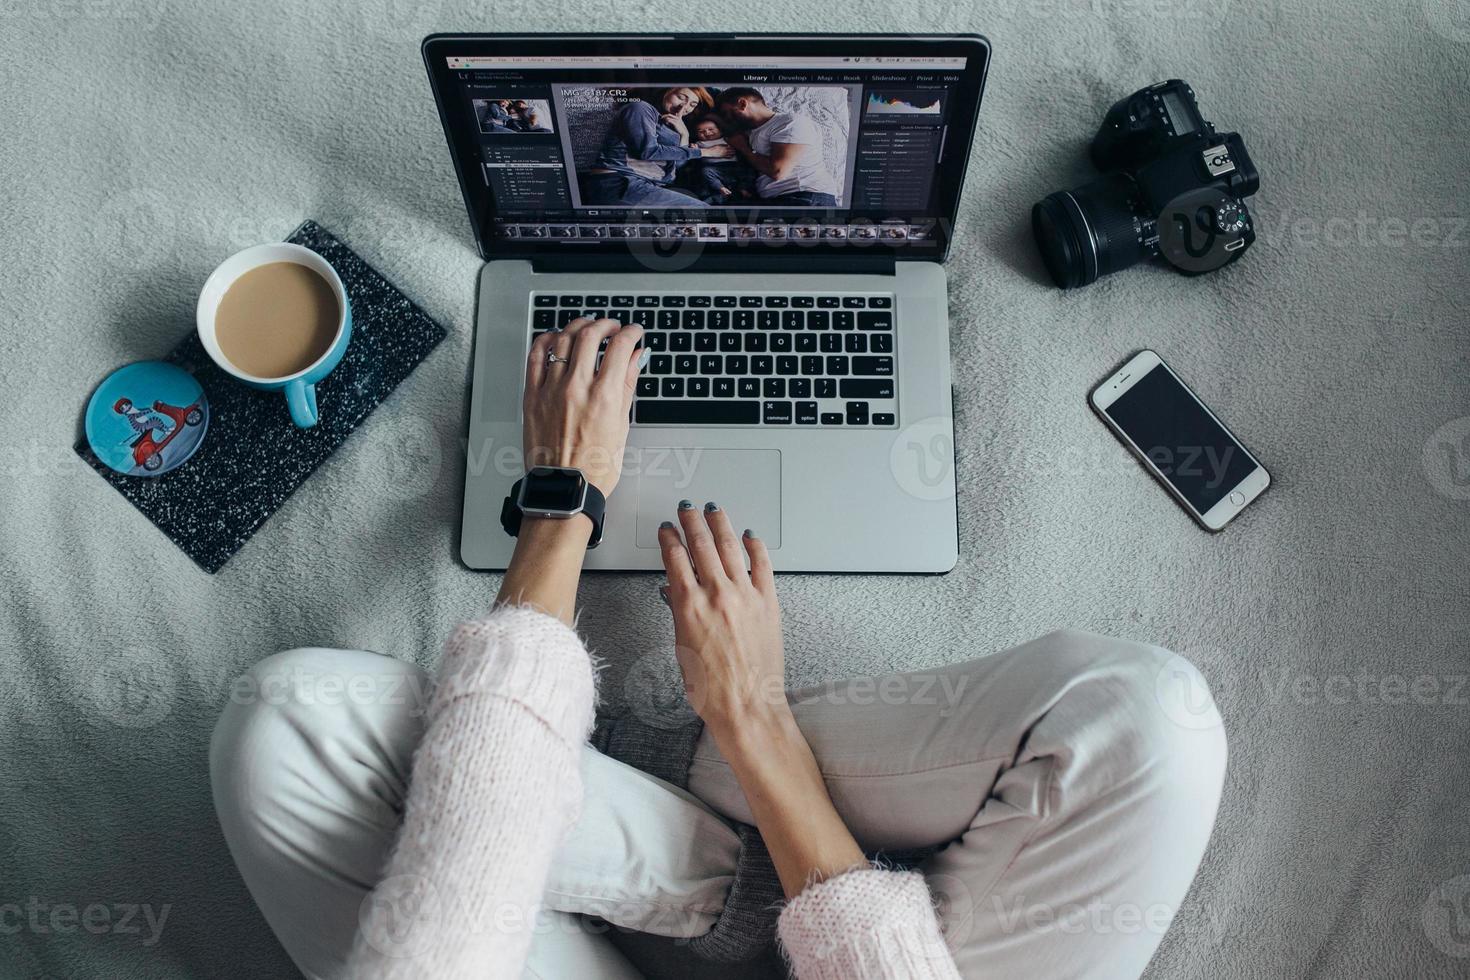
top-left (210, 630), bottom-right (1226, 979)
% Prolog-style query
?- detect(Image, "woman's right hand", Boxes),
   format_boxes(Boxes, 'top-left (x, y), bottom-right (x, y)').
top-left (660, 113), bottom-right (689, 142)
top-left (658, 504), bottom-right (787, 736)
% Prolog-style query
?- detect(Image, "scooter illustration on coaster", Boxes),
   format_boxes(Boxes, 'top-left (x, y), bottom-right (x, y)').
top-left (114, 396), bottom-right (206, 473)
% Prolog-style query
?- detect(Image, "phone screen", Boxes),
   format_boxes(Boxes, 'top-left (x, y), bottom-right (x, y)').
top-left (1103, 363), bottom-right (1256, 515)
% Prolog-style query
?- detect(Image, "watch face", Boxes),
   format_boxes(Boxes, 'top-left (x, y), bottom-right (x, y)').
top-left (519, 467), bottom-right (586, 514)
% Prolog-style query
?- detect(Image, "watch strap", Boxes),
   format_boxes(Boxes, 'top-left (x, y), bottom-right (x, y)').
top-left (501, 474), bottom-right (606, 549)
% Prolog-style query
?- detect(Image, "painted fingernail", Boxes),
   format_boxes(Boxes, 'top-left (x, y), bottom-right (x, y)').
top-left (638, 349), bottom-right (652, 370)
top-left (704, 501), bottom-right (719, 513)
top-left (658, 586), bottom-right (670, 606)
top-left (743, 528), bottom-right (756, 539)
top-left (678, 499), bottom-right (693, 510)
top-left (659, 520), bottom-right (674, 530)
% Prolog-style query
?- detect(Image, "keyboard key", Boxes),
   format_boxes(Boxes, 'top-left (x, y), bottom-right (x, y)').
top-left (763, 401), bottom-right (793, 424)
top-left (796, 334), bottom-right (817, 352)
top-left (817, 296), bottom-right (841, 308)
top-left (713, 377), bottom-right (735, 398)
top-left (636, 400), bottom-right (760, 425)
top-left (854, 356), bottom-right (894, 376)
top-left (869, 297), bottom-right (892, 309)
top-left (766, 296), bottom-right (789, 308)
top-left (758, 311), bottom-right (780, 330)
top-left (688, 378), bottom-right (710, 397)
top-left (695, 334), bottom-right (717, 352)
top-left (610, 308), bottom-right (632, 324)
top-left (738, 378), bottom-right (760, 398)
top-left (872, 413), bottom-right (896, 425)
top-left (846, 401), bottom-right (870, 425)
top-left (675, 355), bottom-right (698, 374)
top-left (796, 401), bottom-right (819, 424)
top-left (871, 334), bottom-right (893, 353)
top-left (658, 310), bottom-right (680, 330)
top-left (734, 310), bottom-right (755, 330)
top-left (840, 379), bottom-right (895, 399)
top-left (720, 333), bottom-right (742, 352)
top-left (651, 355), bottom-right (672, 375)
top-left (808, 311), bottom-right (830, 330)
top-left (815, 378), bottom-right (837, 399)
top-left (688, 296), bottom-right (711, 308)
top-left (763, 378), bottom-right (786, 398)
top-left (833, 311), bottom-right (855, 330)
top-left (661, 378), bottom-right (685, 397)
top-left (800, 355), bottom-right (823, 375)
top-left (613, 295), bottom-right (635, 307)
top-left (770, 333), bottom-right (792, 353)
top-left (739, 296), bottom-right (763, 307)
top-left (843, 297), bottom-right (867, 308)
top-left (782, 311), bottom-right (804, 330)
top-left (752, 355), bottom-right (774, 375)
top-left (632, 309), bottom-right (656, 328)
top-left (662, 296), bottom-right (686, 307)
top-left (708, 310), bottom-right (730, 329)
top-left (745, 333), bottom-right (768, 352)
top-left (700, 355), bottom-right (722, 374)
top-left (534, 295), bottom-right (558, 308)
top-left (845, 334), bottom-right (868, 353)
top-left (670, 333), bottom-right (691, 352)
top-left (714, 296), bottom-right (738, 307)
top-left (821, 412), bottom-right (843, 425)
top-left (820, 334), bottom-right (843, 353)
top-left (560, 295), bottom-right (584, 306)
top-left (645, 332), bottom-right (667, 351)
top-left (859, 312), bottom-right (893, 331)
top-left (683, 310), bottom-right (705, 329)
top-left (558, 309), bottom-right (580, 327)
top-left (790, 378), bottom-right (812, 399)
top-left (585, 295), bottom-right (608, 306)
top-left (637, 296), bottom-right (660, 307)
top-left (581, 310), bottom-right (605, 321)
top-left (725, 355), bottom-right (749, 374)
top-left (826, 356), bottom-right (849, 375)
top-left (636, 377), bottom-right (659, 397)
top-left (533, 310), bottom-right (556, 328)
top-left (777, 356), bottom-right (798, 376)
top-left (792, 296), bottom-right (815, 308)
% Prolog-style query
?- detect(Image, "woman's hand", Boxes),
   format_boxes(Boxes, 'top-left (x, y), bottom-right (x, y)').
top-left (658, 504), bottom-right (787, 736)
top-left (660, 113), bottom-right (690, 143)
top-left (524, 316), bottom-right (645, 497)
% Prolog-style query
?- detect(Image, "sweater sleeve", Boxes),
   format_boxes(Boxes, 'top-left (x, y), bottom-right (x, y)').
top-left (778, 868), bottom-right (962, 980)
top-left (347, 606), bottom-right (597, 979)
top-left (622, 100), bottom-right (702, 163)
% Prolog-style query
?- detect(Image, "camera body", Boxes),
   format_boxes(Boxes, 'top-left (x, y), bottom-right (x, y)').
top-left (1032, 80), bottom-right (1260, 289)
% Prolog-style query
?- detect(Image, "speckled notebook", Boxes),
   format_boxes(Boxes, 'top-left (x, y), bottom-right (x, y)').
top-left (76, 220), bottom-right (448, 573)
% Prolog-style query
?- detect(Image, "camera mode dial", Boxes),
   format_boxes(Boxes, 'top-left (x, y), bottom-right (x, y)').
top-left (1214, 201), bottom-right (1248, 234)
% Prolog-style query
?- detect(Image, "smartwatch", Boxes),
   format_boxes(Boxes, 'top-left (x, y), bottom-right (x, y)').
top-left (500, 466), bottom-right (606, 548)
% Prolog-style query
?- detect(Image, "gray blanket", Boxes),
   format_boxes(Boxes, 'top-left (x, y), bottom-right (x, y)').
top-left (2, 0), bottom-right (1468, 977)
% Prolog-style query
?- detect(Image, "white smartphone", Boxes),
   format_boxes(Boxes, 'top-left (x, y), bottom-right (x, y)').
top-left (1091, 350), bottom-right (1270, 532)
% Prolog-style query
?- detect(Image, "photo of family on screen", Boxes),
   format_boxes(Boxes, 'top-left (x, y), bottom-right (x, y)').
top-left (474, 97), bottom-right (554, 135)
top-left (554, 84), bottom-right (859, 209)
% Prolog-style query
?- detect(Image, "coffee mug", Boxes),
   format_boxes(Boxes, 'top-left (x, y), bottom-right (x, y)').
top-left (196, 242), bottom-right (352, 428)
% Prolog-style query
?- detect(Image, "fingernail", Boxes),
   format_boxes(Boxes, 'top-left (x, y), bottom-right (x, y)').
top-left (658, 586), bottom-right (670, 607)
top-left (704, 501), bottom-right (719, 513)
top-left (678, 499), bottom-right (693, 510)
top-left (743, 528), bottom-right (756, 539)
top-left (638, 349), bottom-right (652, 370)
top-left (659, 520), bottom-right (674, 529)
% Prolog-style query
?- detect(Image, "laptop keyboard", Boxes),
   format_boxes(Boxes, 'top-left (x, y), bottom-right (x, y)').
top-left (530, 293), bottom-right (897, 427)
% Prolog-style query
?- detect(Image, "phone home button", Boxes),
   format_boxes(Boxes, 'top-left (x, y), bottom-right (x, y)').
top-left (1228, 491), bottom-right (1246, 506)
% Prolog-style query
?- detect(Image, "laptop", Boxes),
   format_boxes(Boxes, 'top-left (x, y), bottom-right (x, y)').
top-left (422, 33), bottom-right (991, 572)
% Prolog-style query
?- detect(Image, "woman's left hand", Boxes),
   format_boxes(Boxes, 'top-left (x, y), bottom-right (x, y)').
top-left (660, 113), bottom-right (690, 142)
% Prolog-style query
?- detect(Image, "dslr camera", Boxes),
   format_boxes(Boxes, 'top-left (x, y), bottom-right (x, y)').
top-left (1032, 80), bottom-right (1258, 288)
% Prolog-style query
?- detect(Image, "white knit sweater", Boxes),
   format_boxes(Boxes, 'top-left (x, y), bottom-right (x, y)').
top-left (346, 606), bottom-right (960, 979)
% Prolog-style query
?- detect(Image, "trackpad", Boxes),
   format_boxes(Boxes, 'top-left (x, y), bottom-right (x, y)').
top-left (634, 449), bottom-right (782, 549)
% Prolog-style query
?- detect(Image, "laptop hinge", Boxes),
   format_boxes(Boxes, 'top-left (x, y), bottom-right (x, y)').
top-left (529, 252), bottom-right (899, 276)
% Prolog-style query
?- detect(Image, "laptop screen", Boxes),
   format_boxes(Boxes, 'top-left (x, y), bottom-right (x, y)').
top-left (424, 37), bottom-right (990, 259)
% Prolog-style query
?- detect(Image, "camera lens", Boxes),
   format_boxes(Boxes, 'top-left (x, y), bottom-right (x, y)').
top-left (1031, 174), bottom-right (1152, 288)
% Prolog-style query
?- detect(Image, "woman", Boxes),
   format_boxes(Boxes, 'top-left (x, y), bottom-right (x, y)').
top-left (211, 317), bottom-right (1228, 978)
top-left (582, 87), bottom-right (733, 208)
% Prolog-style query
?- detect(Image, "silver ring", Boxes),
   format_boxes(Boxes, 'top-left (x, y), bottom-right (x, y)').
top-left (546, 352), bottom-right (570, 365)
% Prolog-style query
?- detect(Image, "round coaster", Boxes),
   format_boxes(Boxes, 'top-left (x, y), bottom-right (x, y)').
top-left (85, 361), bottom-right (209, 476)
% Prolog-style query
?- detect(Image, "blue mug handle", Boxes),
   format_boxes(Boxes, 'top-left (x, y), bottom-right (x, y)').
top-left (286, 379), bottom-right (319, 428)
